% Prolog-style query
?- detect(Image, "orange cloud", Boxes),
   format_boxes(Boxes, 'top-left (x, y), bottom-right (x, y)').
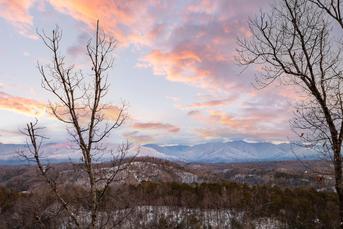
top-left (187, 107), bottom-right (292, 141)
top-left (208, 109), bottom-right (289, 133)
top-left (2, 0), bottom-right (265, 92)
top-left (48, 103), bottom-right (127, 126)
top-left (132, 122), bottom-right (180, 133)
top-left (1, 0), bottom-right (163, 44)
top-left (2, 0), bottom-right (257, 91)
top-left (48, 0), bottom-right (159, 46)
top-left (188, 110), bottom-right (238, 128)
top-left (141, 49), bottom-right (211, 86)
top-left (0, 0), bottom-right (36, 38)
top-left (208, 111), bottom-right (240, 128)
top-left (0, 0), bottom-right (297, 142)
top-left (0, 91), bottom-right (46, 116)
top-left (100, 104), bottom-right (127, 121)
top-left (0, 91), bottom-right (126, 123)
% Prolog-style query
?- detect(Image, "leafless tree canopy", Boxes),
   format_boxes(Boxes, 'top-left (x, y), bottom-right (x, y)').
top-left (237, 0), bottom-right (343, 226)
top-left (37, 22), bottom-right (126, 148)
top-left (310, 0), bottom-right (343, 29)
top-left (21, 21), bottom-right (132, 228)
top-left (238, 0), bottom-right (343, 158)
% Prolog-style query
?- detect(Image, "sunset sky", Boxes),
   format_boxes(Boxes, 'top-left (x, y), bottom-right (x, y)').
top-left (0, 0), bottom-right (297, 145)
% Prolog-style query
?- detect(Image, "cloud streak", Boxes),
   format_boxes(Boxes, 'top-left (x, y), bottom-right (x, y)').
top-left (132, 122), bottom-right (180, 133)
top-left (0, 0), bottom-right (36, 38)
top-left (123, 131), bottom-right (155, 144)
top-left (187, 94), bottom-right (293, 142)
top-left (0, 91), bottom-right (46, 116)
top-left (183, 96), bottom-right (237, 109)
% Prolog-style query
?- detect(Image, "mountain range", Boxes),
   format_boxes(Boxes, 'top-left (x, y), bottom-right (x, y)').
top-left (0, 141), bottom-right (320, 165)
top-left (144, 141), bottom-right (319, 163)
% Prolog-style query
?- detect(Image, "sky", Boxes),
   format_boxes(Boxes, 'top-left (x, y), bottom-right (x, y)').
top-left (0, 0), bottom-right (299, 145)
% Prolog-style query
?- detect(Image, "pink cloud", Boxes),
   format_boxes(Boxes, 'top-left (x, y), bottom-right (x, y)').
top-left (142, 49), bottom-right (211, 86)
top-left (132, 122), bottom-right (180, 133)
top-left (0, 91), bottom-right (46, 116)
top-left (1, 0), bottom-right (301, 142)
top-left (136, 0), bottom-right (272, 91)
top-left (187, 92), bottom-right (294, 141)
top-left (1, 1), bottom-right (271, 92)
top-left (40, 0), bottom-right (267, 91)
top-left (2, 0), bottom-right (270, 91)
top-left (47, 0), bottom-right (166, 46)
top-left (123, 131), bottom-right (155, 144)
top-left (183, 96), bottom-right (237, 109)
top-left (0, 0), bottom-right (36, 38)
top-left (0, 90), bottom-right (126, 124)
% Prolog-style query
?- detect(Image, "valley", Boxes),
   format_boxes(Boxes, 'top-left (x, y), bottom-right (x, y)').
top-left (0, 158), bottom-right (338, 228)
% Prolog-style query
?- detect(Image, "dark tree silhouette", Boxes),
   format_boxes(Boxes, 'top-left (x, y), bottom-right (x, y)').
top-left (21, 21), bottom-right (132, 228)
top-left (238, 0), bottom-right (343, 226)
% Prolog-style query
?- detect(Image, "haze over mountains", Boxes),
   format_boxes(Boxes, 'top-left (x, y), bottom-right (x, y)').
top-left (144, 141), bottom-right (319, 162)
top-left (0, 141), bottom-right (318, 165)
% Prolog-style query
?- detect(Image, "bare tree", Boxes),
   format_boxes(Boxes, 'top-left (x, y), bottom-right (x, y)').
top-left (310, 0), bottom-right (343, 29)
top-left (237, 0), bottom-right (343, 227)
top-left (21, 21), bottom-right (132, 228)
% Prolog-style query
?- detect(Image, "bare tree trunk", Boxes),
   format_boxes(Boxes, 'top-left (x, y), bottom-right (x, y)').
top-left (333, 147), bottom-right (343, 228)
top-left (89, 160), bottom-right (97, 229)
top-left (21, 20), bottom-right (130, 228)
top-left (237, 0), bottom-right (343, 227)
top-left (309, 1), bottom-right (343, 226)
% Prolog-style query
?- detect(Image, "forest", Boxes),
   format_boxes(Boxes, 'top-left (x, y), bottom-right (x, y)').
top-left (0, 179), bottom-right (338, 228)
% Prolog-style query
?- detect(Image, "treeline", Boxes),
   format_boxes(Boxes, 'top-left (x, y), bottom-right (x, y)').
top-left (0, 182), bottom-right (339, 228)
top-left (118, 182), bottom-right (338, 228)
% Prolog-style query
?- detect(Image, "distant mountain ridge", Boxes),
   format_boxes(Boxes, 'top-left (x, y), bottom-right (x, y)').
top-left (144, 141), bottom-right (319, 163)
top-left (0, 141), bottom-right (319, 165)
